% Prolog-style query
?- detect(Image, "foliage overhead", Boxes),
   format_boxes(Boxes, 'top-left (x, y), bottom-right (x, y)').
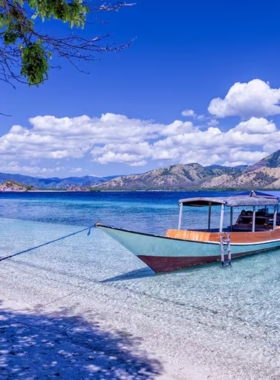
top-left (0, 1), bottom-right (133, 86)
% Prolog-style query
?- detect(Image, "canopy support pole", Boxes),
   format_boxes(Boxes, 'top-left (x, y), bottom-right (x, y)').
top-left (219, 204), bottom-right (225, 233)
top-left (178, 203), bottom-right (183, 230)
top-left (252, 206), bottom-right (256, 232)
top-left (273, 204), bottom-right (277, 230)
top-left (208, 202), bottom-right (212, 231)
top-left (230, 207), bottom-right (233, 231)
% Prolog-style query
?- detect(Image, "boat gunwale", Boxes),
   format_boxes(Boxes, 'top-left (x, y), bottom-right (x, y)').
top-left (96, 223), bottom-right (280, 247)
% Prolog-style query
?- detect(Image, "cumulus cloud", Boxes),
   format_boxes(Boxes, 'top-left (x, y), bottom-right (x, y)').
top-left (0, 161), bottom-right (63, 175)
top-left (196, 115), bottom-right (206, 121)
top-left (0, 114), bottom-right (195, 163)
top-left (129, 160), bottom-right (147, 167)
top-left (181, 109), bottom-right (196, 117)
top-left (207, 119), bottom-right (219, 126)
top-left (94, 152), bottom-right (146, 165)
top-left (233, 117), bottom-right (277, 134)
top-left (148, 117), bottom-right (279, 166)
top-left (208, 79), bottom-right (280, 118)
top-left (91, 142), bottom-right (151, 166)
top-left (181, 109), bottom-right (206, 121)
top-left (0, 114), bottom-right (198, 167)
top-left (160, 120), bottom-right (195, 136)
top-left (0, 112), bottom-right (279, 169)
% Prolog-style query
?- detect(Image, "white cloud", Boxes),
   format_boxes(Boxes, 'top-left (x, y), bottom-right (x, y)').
top-left (181, 109), bottom-right (196, 117)
top-left (181, 110), bottom-right (207, 121)
top-left (233, 117), bottom-right (276, 134)
top-left (91, 142), bottom-right (151, 165)
top-left (224, 149), bottom-right (268, 165)
top-left (208, 79), bottom-right (280, 118)
top-left (207, 119), bottom-right (219, 126)
top-left (160, 120), bottom-right (196, 136)
top-left (0, 111), bottom-right (279, 170)
top-left (129, 160), bottom-right (147, 166)
top-left (148, 117), bottom-right (278, 166)
top-left (222, 161), bottom-right (247, 167)
top-left (0, 114), bottom-right (195, 163)
top-left (0, 114), bottom-right (198, 167)
top-left (5, 76), bottom-right (280, 175)
top-left (94, 152), bottom-right (146, 166)
top-left (0, 161), bottom-right (63, 175)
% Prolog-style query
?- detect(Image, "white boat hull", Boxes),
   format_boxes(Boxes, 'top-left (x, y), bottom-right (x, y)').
top-left (97, 224), bottom-right (280, 273)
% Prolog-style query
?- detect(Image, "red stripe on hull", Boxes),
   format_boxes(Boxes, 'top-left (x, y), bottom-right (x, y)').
top-left (137, 252), bottom-right (251, 273)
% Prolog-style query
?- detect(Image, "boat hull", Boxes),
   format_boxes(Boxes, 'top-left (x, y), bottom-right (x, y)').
top-left (138, 249), bottom-right (279, 272)
top-left (96, 224), bottom-right (280, 273)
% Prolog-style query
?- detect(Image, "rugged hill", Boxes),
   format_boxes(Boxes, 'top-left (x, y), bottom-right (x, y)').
top-left (205, 165), bottom-right (246, 176)
top-left (95, 150), bottom-right (280, 190)
top-left (200, 168), bottom-right (280, 189)
top-left (0, 180), bottom-right (33, 191)
top-left (96, 163), bottom-right (216, 190)
top-left (244, 150), bottom-right (280, 173)
top-left (2, 150), bottom-right (280, 191)
top-left (0, 173), bottom-right (119, 189)
top-left (202, 150), bottom-right (280, 189)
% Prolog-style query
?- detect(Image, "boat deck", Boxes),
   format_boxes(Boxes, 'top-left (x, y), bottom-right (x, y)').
top-left (166, 226), bottom-right (280, 244)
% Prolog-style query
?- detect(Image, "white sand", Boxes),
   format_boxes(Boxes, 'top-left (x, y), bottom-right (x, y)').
top-left (0, 260), bottom-right (277, 380)
top-left (0, 260), bottom-right (218, 380)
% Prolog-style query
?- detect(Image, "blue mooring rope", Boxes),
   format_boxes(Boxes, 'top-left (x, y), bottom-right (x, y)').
top-left (0, 224), bottom-right (95, 263)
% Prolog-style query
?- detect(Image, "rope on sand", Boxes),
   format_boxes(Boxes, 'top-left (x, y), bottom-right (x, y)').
top-left (0, 224), bottom-right (95, 263)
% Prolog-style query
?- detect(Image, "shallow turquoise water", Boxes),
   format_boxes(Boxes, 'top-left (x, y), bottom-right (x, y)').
top-left (0, 190), bottom-right (244, 234)
top-left (1, 191), bottom-right (280, 376)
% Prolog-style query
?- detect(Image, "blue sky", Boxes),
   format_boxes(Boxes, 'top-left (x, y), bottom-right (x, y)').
top-left (2, 0), bottom-right (280, 177)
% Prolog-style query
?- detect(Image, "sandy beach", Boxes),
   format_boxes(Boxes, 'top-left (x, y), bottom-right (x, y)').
top-left (0, 216), bottom-right (280, 380)
top-left (0, 260), bottom-right (224, 380)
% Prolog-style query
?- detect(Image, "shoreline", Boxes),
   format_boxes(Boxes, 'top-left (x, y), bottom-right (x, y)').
top-left (1, 188), bottom-right (280, 193)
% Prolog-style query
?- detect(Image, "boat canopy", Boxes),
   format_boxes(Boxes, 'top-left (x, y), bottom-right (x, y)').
top-left (179, 192), bottom-right (279, 208)
top-left (239, 190), bottom-right (280, 199)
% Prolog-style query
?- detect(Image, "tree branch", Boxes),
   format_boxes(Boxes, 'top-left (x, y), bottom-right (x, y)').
top-left (0, 1), bottom-right (135, 86)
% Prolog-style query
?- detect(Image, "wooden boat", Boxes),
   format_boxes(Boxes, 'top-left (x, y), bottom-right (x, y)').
top-left (96, 191), bottom-right (280, 273)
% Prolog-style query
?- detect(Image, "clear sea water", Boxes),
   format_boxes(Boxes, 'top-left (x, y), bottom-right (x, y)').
top-left (1, 191), bottom-right (280, 377)
top-left (0, 190), bottom-right (244, 234)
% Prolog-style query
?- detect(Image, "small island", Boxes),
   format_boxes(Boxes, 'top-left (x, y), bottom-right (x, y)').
top-left (0, 180), bottom-right (94, 192)
top-left (0, 180), bottom-right (34, 192)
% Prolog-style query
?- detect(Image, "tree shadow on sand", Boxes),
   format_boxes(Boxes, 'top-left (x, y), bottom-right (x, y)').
top-left (0, 303), bottom-right (163, 379)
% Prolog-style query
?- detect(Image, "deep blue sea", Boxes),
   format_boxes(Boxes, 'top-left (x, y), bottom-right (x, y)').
top-left (0, 190), bottom-right (241, 235)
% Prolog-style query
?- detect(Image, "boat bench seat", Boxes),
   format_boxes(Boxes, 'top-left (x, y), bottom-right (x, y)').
top-left (166, 229), bottom-right (211, 242)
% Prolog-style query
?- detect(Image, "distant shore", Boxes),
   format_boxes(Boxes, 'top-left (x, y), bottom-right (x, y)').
top-left (1, 188), bottom-right (280, 193)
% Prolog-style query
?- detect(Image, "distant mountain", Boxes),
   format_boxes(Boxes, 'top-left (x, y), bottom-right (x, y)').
top-left (96, 163), bottom-right (215, 190)
top-left (244, 150), bottom-right (280, 173)
top-left (205, 164), bottom-right (246, 176)
top-left (202, 150), bottom-right (280, 189)
top-left (0, 173), bottom-right (120, 189)
top-left (94, 150), bottom-right (280, 190)
top-left (201, 168), bottom-right (280, 189)
top-left (2, 150), bottom-right (280, 191)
